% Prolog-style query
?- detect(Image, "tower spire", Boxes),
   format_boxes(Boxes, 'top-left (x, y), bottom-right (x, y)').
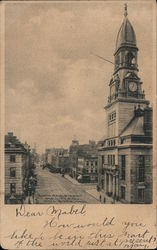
top-left (124, 3), bottom-right (128, 17)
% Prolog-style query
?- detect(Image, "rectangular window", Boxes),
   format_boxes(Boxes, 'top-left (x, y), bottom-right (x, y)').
top-left (113, 155), bottom-right (115, 165)
top-left (108, 155), bottom-right (109, 165)
top-left (121, 155), bottom-right (126, 180)
top-left (10, 155), bottom-right (16, 163)
top-left (138, 188), bottom-right (144, 202)
top-left (86, 161), bottom-right (89, 166)
top-left (108, 111), bottom-right (116, 122)
top-left (95, 161), bottom-right (97, 166)
top-left (102, 156), bottom-right (104, 164)
top-left (121, 186), bottom-right (125, 200)
top-left (138, 156), bottom-right (145, 182)
top-left (10, 167), bottom-right (16, 177)
top-left (10, 183), bottom-right (16, 194)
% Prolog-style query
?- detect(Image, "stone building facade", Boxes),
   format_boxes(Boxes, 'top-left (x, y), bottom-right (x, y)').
top-left (5, 132), bottom-right (31, 204)
top-left (98, 5), bottom-right (153, 204)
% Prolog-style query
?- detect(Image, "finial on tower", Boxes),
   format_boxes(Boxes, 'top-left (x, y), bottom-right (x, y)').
top-left (124, 3), bottom-right (128, 17)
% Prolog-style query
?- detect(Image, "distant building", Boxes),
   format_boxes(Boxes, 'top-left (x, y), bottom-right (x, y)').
top-left (69, 139), bottom-right (98, 182)
top-left (45, 148), bottom-right (56, 165)
top-left (5, 132), bottom-right (31, 204)
top-left (98, 5), bottom-right (153, 204)
top-left (69, 138), bottom-right (80, 178)
top-left (77, 153), bottom-right (98, 183)
top-left (31, 146), bottom-right (39, 164)
top-left (45, 147), bottom-right (70, 173)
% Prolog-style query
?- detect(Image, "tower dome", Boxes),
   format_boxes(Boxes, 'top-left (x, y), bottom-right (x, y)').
top-left (115, 4), bottom-right (137, 52)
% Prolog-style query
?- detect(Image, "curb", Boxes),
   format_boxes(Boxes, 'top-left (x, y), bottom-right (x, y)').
top-left (86, 190), bottom-right (100, 202)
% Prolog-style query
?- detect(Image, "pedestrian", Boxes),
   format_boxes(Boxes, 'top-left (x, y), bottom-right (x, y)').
top-left (104, 197), bottom-right (106, 204)
top-left (99, 194), bottom-right (102, 203)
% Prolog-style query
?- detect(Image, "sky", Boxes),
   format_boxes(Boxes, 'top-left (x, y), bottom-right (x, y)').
top-left (5, 1), bottom-right (154, 153)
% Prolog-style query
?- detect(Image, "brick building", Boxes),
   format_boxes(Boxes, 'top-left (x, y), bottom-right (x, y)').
top-left (77, 153), bottom-right (98, 183)
top-left (5, 132), bottom-right (31, 204)
top-left (98, 5), bottom-right (153, 204)
top-left (69, 139), bottom-right (98, 181)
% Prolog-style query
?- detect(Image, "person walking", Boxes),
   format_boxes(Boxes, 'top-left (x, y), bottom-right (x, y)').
top-left (104, 197), bottom-right (106, 204)
top-left (99, 194), bottom-right (102, 203)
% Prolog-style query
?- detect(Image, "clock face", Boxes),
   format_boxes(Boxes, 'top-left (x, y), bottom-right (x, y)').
top-left (129, 82), bottom-right (137, 92)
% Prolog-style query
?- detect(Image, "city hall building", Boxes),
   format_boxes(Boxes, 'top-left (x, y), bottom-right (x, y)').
top-left (98, 5), bottom-right (153, 204)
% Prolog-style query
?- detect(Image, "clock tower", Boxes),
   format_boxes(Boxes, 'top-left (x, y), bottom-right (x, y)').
top-left (98, 3), bottom-right (152, 204)
top-left (105, 3), bottom-right (149, 137)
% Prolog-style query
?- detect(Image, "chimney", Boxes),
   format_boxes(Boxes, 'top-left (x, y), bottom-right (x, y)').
top-left (143, 105), bottom-right (152, 137)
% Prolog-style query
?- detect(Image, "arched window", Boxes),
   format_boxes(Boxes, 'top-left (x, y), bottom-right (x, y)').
top-left (125, 51), bottom-right (135, 66)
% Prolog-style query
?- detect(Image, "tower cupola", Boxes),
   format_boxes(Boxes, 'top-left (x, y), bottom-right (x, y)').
top-left (106, 4), bottom-right (146, 106)
top-left (114, 3), bottom-right (138, 74)
top-left (115, 3), bottom-right (137, 52)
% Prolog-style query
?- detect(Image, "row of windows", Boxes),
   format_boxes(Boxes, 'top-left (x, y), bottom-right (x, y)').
top-left (82, 168), bottom-right (97, 174)
top-left (86, 161), bottom-right (97, 166)
top-left (107, 139), bottom-right (116, 147)
top-left (87, 168), bottom-right (97, 173)
top-left (108, 112), bottom-right (116, 122)
top-left (121, 186), bottom-right (145, 202)
top-left (121, 155), bottom-right (145, 182)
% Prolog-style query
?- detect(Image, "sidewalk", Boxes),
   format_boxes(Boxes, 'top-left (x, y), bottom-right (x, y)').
top-left (86, 188), bottom-right (121, 204)
top-left (24, 195), bottom-right (34, 204)
top-left (64, 174), bottom-right (81, 185)
top-left (64, 174), bottom-right (97, 189)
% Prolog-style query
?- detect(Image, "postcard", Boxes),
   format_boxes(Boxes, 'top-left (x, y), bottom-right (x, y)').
top-left (0, 0), bottom-right (156, 249)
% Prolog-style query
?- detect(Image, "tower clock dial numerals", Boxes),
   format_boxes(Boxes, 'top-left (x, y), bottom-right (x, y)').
top-left (129, 82), bottom-right (137, 92)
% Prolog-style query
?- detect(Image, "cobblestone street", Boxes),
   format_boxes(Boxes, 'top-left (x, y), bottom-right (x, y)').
top-left (34, 165), bottom-right (100, 204)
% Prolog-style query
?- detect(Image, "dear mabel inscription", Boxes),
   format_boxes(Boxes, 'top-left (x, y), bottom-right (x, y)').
top-left (5, 205), bottom-right (156, 249)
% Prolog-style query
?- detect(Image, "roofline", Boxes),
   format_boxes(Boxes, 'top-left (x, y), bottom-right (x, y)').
top-left (5, 148), bottom-right (29, 154)
top-left (114, 44), bottom-right (138, 56)
top-left (120, 134), bottom-right (152, 139)
top-left (117, 144), bottom-right (152, 149)
top-left (104, 98), bottom-right (149, 110)
top-left (113, 65), bottom-right (139, 75)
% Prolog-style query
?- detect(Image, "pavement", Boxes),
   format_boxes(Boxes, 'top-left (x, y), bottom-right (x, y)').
top-left (86, 189), bottom-right (113, 203)
top-left (24, 195), bottom-right (34, 204)
top-left (64, 174), bottom-right (121, 204)
top-left (64, 174), bottom-right (80, 185)
top-left (34, 166), bottom-right (100, 204)
top-left (64, 174), bottom-right (97, 189)
top-left (86, 189), bottom-right (122, 204)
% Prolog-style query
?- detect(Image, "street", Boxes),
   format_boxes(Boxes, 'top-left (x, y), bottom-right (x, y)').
top-left (34, 165), bottom-right (99, 204)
